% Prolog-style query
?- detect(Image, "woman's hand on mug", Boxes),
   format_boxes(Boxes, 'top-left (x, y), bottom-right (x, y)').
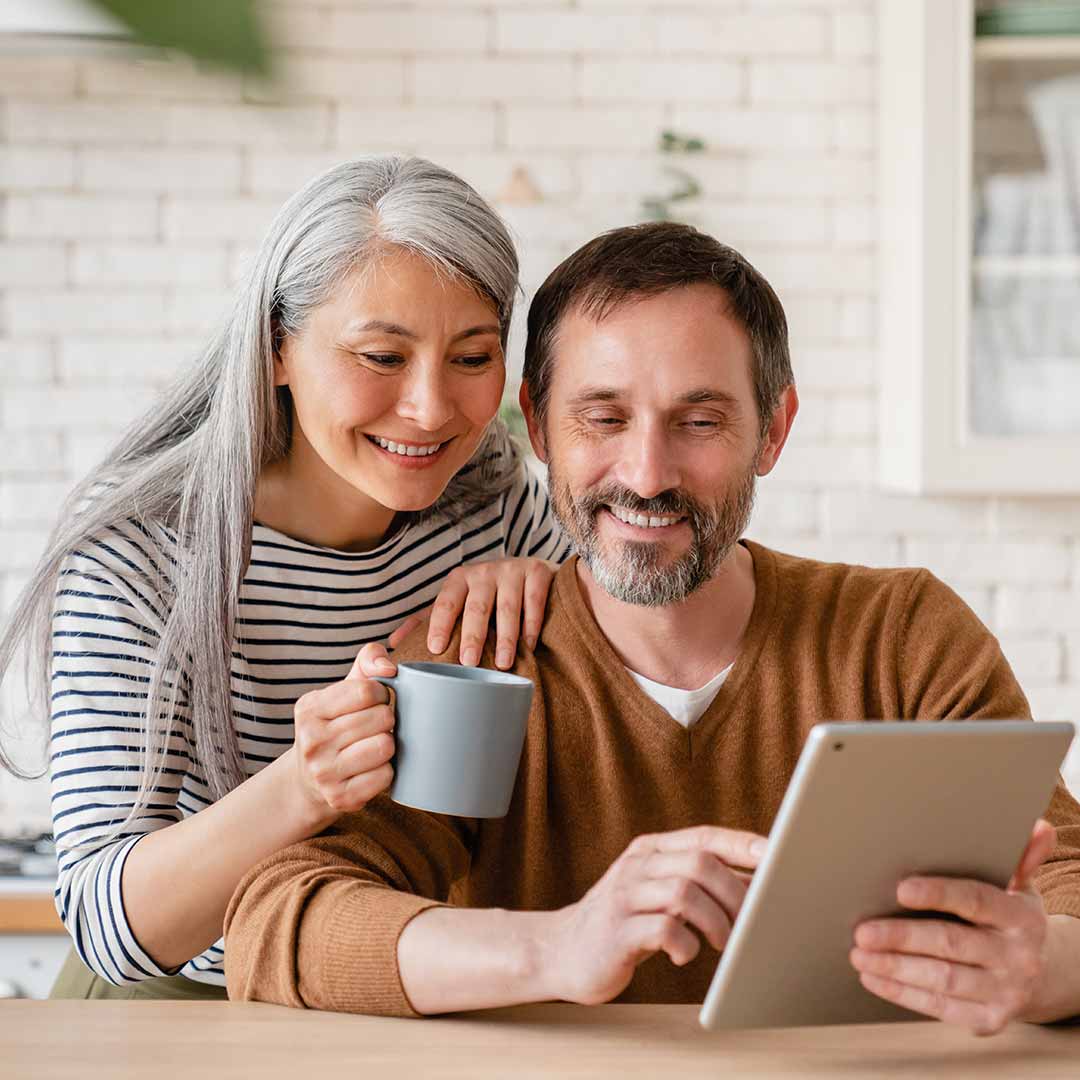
top-left (290, 644), bottom-right (397, 828)
top-left (388, 557), bottom-right (560, 669)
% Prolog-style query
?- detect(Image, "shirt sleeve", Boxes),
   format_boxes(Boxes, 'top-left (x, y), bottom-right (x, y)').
top-left (49, 520), bottom-right (192, 984)
top-left (898, 570), bottom-right (1080, 918)
top-left (500, 465), bottom-right (573, 563)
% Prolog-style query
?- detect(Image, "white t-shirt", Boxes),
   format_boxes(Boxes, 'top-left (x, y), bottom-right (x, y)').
top-left (626, 663), bottom-right (734, 729)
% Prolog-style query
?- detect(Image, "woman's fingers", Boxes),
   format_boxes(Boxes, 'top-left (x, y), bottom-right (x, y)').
top-left (494, 568), bottom-right (526, 669)
top-left (426, 573), bottom-right (470, 655)
top-left (349, 642), bottom-right (395, 680)
top-left (459, 580), bottom-right (498, 666)
top-left (522, 560), bottom-right (558, 651)
top-left (388, 611), bottom-right (428, 650)
top-left (331, 731), bottom-right (396, 782)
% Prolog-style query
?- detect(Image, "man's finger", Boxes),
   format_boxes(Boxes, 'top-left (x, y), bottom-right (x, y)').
top-left (628, 877), bottom-right (734, 952)
top-left (638, 850), bottom-right (747, 925)
top-left (895, 875), bottom-right (1027, 931)
top-left (858, 971), bottom-right (1010, 1036)
top-left (1010, 819), bottom-right (1057, 893)
top-left (850, 947), bottom-right (997, 1005)
top-left (637, 825), bottom-right (768, 870)
top-left (854, 915), bottom-right (1006, 971)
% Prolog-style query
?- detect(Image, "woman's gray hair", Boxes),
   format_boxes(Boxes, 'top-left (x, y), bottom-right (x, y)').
top-left (0, 156), bottom-right (521, 837)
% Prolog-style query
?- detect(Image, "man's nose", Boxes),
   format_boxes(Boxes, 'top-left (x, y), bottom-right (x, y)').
top-left (614, 425), bottom-right (681, 500)
top-left (395, 364), bottom-right (454, 432)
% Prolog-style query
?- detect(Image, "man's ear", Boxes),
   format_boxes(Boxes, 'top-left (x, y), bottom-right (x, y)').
top-left (756, 384), bottom-right (799, 477)
top-left (519, 382), bottom-right (549, 464)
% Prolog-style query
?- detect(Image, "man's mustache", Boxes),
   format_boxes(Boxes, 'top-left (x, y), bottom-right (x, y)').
top-left (577, 486), bottom-right (696, 519)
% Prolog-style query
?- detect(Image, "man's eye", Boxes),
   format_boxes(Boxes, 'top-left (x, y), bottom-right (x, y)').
top-left (588, 416), bottom-right (623, 427)
top-left (362, 353), bottom-right (404, 368)
top-left (686, 419), bottom-right (720, 429)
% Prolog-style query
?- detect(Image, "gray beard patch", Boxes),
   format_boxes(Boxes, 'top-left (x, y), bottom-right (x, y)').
top-left (547, 462), bottom-right (757, 607)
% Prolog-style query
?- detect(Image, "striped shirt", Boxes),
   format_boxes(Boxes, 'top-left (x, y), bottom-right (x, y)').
top-left (49, 467), bottom-right (570, 986)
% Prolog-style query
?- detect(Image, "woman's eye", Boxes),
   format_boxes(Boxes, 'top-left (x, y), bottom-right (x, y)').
top-left (362, 353), bottom-right (404, 368)
top-left (454, 354), bottom-right (493, 369)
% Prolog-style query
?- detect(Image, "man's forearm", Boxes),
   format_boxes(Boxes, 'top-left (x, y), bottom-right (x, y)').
top-left (1024, 915), bottom-right (1080, 1023)
top-left (397, 906), bottom-right (561, 1015)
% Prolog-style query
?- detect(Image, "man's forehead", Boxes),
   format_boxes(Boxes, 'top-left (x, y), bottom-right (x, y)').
top-left (549, 287), bottom-right (754, 402)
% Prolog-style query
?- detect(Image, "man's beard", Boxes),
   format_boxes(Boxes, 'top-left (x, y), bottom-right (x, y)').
top-left (547, 458), bottom-right (758, 607)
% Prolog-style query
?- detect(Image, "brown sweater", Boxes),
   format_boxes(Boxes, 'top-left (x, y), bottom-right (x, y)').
top-left (224, 542), bottom-right (1080, 1015)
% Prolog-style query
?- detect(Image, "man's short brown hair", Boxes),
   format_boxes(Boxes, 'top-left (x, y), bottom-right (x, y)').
top-left (523, 222), bottom-right (793, 436)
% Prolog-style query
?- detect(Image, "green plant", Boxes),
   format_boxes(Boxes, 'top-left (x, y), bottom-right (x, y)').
top-left (641, 130), bottom-right (707, 222)
top-left (88, 0), bottom-right (270, 76)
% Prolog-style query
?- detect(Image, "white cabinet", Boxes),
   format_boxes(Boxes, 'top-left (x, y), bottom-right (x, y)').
top-left (877, 0), bottom-right (1080, 493)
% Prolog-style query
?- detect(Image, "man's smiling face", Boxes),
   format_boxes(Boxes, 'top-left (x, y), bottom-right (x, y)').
top-left (528, 283), bottom-right (767, 607)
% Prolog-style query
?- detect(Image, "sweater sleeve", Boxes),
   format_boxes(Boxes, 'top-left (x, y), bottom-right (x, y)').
top-left (898, 570), bottom-right (1080, 919)
top-left (223, 797), bottom-right (475, 1015)
top-left (49, 521), bottom-right (191, 984)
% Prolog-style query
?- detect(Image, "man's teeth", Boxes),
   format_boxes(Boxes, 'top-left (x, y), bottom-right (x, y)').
top-left (372, 436), bottom-right (444, 457)
top-left (609, 505), bottom-right (683, 528)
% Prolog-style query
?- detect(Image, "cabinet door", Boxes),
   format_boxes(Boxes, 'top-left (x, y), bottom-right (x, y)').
top-left (878, 0), bottom-right (1080, 493)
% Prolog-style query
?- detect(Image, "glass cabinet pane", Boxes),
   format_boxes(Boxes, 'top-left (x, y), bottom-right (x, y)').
top-left (971, 2), bottom-right (1080, 437)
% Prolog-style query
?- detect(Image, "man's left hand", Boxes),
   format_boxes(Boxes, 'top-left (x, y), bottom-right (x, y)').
top-left (849, 818), bottom-right (1057, 1036)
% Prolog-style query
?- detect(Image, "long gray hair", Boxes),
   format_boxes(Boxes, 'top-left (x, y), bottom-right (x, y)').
top-left (0, 156), bottom-right (522, 834)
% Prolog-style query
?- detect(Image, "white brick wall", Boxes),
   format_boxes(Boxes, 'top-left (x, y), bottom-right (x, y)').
top-left (1, 0), bottom-right (1078, 833)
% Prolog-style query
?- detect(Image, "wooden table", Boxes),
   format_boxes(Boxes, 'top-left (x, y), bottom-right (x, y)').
top-left (2, 1002), bottom-right (1078, 1078)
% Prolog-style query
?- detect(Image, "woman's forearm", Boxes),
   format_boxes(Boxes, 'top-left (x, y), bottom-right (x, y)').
top-left (121, 748), bottom-right (336, 970)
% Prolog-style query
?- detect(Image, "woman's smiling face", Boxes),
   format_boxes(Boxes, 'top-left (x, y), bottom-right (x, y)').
top-left (274, 246), bottom-right (507, 517)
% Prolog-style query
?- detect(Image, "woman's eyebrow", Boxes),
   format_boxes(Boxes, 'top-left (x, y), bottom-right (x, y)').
top-left (340, 321), bottom-right (500, 343)
top-left (345, 319), bottom-right (418, 339)
top-left (450, 324), bottom-right (500, 343)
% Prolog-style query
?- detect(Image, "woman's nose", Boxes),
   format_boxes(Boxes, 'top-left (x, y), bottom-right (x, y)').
top-left (396, 367), bottom-right (455, 432)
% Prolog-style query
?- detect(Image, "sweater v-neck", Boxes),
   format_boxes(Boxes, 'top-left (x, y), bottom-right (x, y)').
top-left (548, 540), bottom-right (778, 761)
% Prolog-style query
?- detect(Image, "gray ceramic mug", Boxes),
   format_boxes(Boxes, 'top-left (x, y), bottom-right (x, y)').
top-left (372, 662), bottom-right (534, 818)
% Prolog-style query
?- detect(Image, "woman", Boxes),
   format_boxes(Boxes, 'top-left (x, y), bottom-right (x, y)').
top-left (0, 156), bottom-right (570, 999)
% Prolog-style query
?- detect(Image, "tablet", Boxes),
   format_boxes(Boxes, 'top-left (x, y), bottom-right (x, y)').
top-left (699, 720), bottom-right (1075, 1030)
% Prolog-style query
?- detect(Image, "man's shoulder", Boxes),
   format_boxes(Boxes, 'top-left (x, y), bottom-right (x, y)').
top-left (750, 540), bottom-right (972, 627)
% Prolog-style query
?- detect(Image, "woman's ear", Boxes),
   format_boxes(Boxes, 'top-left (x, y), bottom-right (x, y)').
top-left (519, 382), bottom-right (548, 464)
top-left (271, 323), bottom-right (291, 388)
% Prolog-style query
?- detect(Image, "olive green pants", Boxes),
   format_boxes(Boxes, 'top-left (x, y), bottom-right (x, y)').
top-left (49, 946), bottom-right (229, 1001)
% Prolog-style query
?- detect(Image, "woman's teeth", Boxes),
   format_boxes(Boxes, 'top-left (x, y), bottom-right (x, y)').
top-left (609, 505), bottom-right (684, 529)
top-left (370, 435), bottom-right (444, 457)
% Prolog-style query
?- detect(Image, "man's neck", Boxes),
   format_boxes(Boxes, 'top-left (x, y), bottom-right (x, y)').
top-left (575, 542), bottom-right (757, 691)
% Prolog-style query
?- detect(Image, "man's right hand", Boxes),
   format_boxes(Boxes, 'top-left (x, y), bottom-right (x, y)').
top-left (544, 825), bottom-right (768, 1005)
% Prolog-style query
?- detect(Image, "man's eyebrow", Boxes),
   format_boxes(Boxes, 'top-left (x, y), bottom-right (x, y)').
top-left (565, 387), bottom-right (741, 408)
top-left (677, 388), bottom-right (741, 408)
top-left (566, 386), bottom-right (623, 406)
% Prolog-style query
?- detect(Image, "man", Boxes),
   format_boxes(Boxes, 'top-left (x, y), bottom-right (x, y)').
top-left (224, 224), bottom-right (1080, 1034)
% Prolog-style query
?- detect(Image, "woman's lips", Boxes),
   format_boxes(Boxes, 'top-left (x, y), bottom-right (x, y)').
top-left (365, 433), bottom-right (453, 469)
